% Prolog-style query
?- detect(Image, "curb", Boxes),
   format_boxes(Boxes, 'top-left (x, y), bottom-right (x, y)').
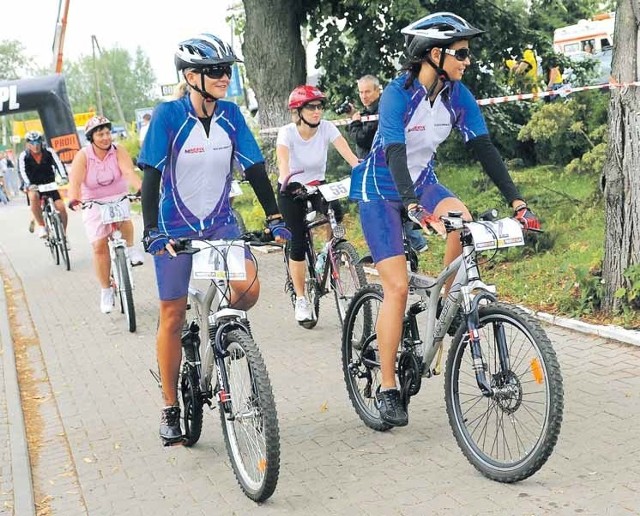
top-left (0, 277), bottom-right (36, 516)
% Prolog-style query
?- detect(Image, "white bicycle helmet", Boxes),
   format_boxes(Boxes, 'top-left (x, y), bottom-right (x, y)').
top-left (84, 115), bottom-right (112, 142)
top-left (402, 12), bottom-right (484, 62)
top-left (25, 130), bottom-right (43, 144)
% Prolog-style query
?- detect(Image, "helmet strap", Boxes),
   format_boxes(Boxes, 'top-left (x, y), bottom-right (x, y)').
top-left (298, 110), bottom-right (320, 129)
top-left (184, 71), bottom-right (218, 118)
top-left (423, 51), bottom-right (450, 98)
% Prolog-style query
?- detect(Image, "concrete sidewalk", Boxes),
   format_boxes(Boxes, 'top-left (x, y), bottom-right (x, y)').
top-left (1, 201), bottom-right (639, 515)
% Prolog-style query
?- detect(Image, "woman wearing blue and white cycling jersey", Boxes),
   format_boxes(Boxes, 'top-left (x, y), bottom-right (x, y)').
top-left (139, 34), bottom-right (289, 445)
top-left (350, 13), bottom-right (541, 427)
top-left (277, 85), bottom-right (359, 323)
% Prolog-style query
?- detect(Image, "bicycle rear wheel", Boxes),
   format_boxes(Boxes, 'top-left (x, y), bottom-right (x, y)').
top-left (181, 362), bottom-right (203, 446)
top-left (115, 247), bottom-right (136, 332)
top-left (445, 302), bottom-right (564, 482)
top-left (331, 241), bottom-right (367, 326)
top-left (341, 284), bottom-right (390, 431)
top-left (53, 213), bottom-right (71, 271)
top-left (218, 329), bottom-right (280, 502)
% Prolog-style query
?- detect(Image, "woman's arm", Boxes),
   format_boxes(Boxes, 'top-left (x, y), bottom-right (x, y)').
top-left (67, 149), bottom-right (87, 201)
top-left (332, 135), bottom-right (359, 167)
top-left (276, 144), bottom-right (290, 185)
top-left (116, 145), bottom-right (142, 191)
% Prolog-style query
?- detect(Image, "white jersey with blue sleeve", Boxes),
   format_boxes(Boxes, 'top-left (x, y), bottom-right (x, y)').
top-left (138, 95), bottom-right (263, 238)
top-left (350, 74), bottom-right (488, 202)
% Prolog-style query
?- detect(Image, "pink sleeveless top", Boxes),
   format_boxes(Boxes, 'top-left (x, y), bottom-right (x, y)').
top-left (81, 144), bottom-right (128, 200)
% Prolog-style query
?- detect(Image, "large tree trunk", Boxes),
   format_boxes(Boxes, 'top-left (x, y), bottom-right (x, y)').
top-left (242, 0), bottom-right (307, 132)
top-left (601, 0), bottom-right (640, 311)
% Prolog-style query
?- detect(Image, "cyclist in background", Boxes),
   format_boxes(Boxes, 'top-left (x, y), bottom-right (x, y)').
top-left (350, 12), bottom-right (540, 427)
top-left (17, 131), bottom-right (68, 239)
top-left (139, 33), bottom-right (290, 446)
top-left (277, 85), bottom-right (359, 322)
top-left (67, 116), bottom-right (145, 315)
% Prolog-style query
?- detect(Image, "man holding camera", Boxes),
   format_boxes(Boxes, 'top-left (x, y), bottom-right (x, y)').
top-left (346, 75), bottom-right (381, 159)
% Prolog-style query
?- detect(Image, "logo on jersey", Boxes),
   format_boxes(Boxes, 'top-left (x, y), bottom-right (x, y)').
top-left (407, 125), bottom-right (426, 133)
top-left (184, 146), bottom-right (205, 154)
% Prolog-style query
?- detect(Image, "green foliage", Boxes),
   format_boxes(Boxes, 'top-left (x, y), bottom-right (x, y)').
top-left (518, 91), bottom-right (609, 166)
top-left (63, 46), bottom-right (159, 123)
top-left (556, 265), bottom-right (604, 316)
top-left (615, 264), bottom-right (640, 311)
top-left (0, 39), bottom-right (34, 80)
top-left (565, 142), bottom-right (607, 176)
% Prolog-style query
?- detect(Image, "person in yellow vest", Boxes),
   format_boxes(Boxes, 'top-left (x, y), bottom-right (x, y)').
top-left (506, 45), bottom-right (540, 93)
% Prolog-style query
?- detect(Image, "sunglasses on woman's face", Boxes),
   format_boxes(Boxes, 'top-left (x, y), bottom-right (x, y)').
top-left (303, 103), bottom-right (324, 111)
top-left (201, 65), bottom-right (233, 79)
top-left (442, 47), bottom-right (472, 61)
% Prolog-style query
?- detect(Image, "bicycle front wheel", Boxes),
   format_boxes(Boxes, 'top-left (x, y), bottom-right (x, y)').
top-left (54, 213), bottom-right (71, 271)
top-left (445, 302), bottom-right (564, 482)
top-left (331, 241), bottom-right (367, 326)
top-left (218, 329), bottom-right (280, 502)
top-left (115, 247), bottom-right (136, 332)
top-left (341, 284), bottom-right (390, 431)
top-left (45, 214), bottom-right (60, 265)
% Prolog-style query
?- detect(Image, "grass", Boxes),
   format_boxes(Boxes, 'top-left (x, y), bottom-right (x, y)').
top-left (233, 165), bottom-right (639, 329)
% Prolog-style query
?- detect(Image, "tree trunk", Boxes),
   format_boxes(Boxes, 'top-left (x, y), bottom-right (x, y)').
top-left (601, 0), bottom-right (640, 311)
top-left (242, 0), bottom-right (307, 132)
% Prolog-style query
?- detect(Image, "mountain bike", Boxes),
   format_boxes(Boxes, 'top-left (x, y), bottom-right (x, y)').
top-left (174, 237), bottom-right (280, 502)
top-left (342, 210), bottom-right (564, 482)
top-left (81, 194), bottom-right (139, 332)
top-left (280, 173), bottom-right (367, 329)
top-left (37, 182), bottom-right (71, 271)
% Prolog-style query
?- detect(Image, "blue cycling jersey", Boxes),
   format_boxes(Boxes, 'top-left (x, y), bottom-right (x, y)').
top-left (138, 95), bottom-right (263, 238)
top-left (350, 73), bottom-right (488, 202)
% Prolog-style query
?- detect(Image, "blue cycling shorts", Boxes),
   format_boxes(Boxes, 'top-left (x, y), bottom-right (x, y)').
top-left (153, 223), bottom-right (244, 301)
top-left (359, 183), bottom-right (456, 263)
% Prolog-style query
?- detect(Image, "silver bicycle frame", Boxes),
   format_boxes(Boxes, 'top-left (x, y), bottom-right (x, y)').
top-left (187, 244), bottom-right (248, 394)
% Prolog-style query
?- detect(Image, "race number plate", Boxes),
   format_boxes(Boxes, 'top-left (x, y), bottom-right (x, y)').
top-left (191, 240), bottom-right (247, 280)
top-left (467, 218), bottom-right (524, 251)
top-left (99, 200), bottom-right (131, 224)
top-left (318, 177), bottom-right (351, 202)
top-left (37, 182), bottom-right (59, 193)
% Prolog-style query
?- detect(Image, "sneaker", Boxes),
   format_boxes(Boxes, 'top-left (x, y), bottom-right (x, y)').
top-left (36, 225), bottom-right (47, 238)
top-left (100, 287), bottom-right (114, 314)
top-left (416, 242), bottom-right (429, 253)
top-left (159, 406), bottom-right (183, 445)
top-left (375, 388), bottom-right (408, 427)
top-left (294, 296), bottom-right (313, 322)
top-left (128, 246), bottom-right (145, 266)
top-left (28, 220), bottom-right (35, 233)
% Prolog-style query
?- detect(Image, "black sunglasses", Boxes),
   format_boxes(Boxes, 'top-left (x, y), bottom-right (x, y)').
top-left (201, 65), bottom-right (233, 79)
top-left (303, 102), bottom-right (325, 111)
top-left (442, 47), bottom-right (472, 61)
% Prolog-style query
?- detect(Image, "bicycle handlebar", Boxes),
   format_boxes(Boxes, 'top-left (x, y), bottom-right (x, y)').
top-left (171, 232), bottom-right (281, 257)
top-left (80, 194), bottom-right (140, 209)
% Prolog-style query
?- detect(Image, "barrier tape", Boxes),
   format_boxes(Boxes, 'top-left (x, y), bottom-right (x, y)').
top-left (259, 80), bottom-right (640, 135)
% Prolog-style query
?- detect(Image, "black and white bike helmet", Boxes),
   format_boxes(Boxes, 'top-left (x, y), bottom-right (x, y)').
top-left (174, 33), bottom-right (241, 71)
top-left (402, 12), bottom-right (484, 63)
top-left (25, 130), bottom-right (44, 144)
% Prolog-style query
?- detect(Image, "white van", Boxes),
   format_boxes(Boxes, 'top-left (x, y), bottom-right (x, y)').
top-left (553, 12), bottom-right (614, 57)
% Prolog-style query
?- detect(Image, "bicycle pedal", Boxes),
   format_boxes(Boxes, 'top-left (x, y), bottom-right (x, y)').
top-left (162, 437), bottom-right (185, 447)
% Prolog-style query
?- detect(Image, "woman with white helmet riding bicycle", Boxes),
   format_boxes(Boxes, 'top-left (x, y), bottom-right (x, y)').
top-left (67, 116), bottom-right (144, 314)
top-left (277, 85), bottom-right (359, 323)
top-left (138, 33), bottom-right (290, 445)
top-left (349, 12), bottom-right (541, 427)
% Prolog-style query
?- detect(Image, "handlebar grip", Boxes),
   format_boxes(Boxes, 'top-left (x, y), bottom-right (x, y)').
top-left (172, 239), bottom-right (200, 255)
top-left (479, 209), bottom-right (498, 221)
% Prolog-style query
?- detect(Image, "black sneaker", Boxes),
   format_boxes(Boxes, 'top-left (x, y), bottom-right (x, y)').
top-left (159, 406), bottom-right (183, 445)
top-left (375, 389), bottom-right (408, 427)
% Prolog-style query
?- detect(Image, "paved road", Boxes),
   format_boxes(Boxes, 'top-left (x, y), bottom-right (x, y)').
top-left (1, 201), bottom-right (639, 515)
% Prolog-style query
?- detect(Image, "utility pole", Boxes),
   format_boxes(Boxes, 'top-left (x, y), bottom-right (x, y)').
top-left (91, 36), bottom-right (104, 116)
top-left (91, 35), bottom-right (127, 128)
top-left (52, 0), bottom-right (71, 73)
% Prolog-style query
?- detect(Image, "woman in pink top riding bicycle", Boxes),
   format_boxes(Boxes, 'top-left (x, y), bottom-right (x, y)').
top-left (67, 116), bottom-right (145, 314)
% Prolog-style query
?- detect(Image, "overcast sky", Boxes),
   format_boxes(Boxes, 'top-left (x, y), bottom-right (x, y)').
top-left (4, 0), bottom-right (237, 84)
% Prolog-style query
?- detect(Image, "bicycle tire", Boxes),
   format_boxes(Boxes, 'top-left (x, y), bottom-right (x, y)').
top-left (115, 247), bottom-right (136, 332)
top-left (54, 213), bottom-right (71, 271)
top-left (341, 284), bottom-right (391, 432)
top-left (331, 241), bottom-right (367, 327)
top-left (299, 246), bottom-right (320, 329)
top-left (45, 213), bottom-right (59, 265)
top-left (218, 329), bottom-right (280, 502)
top-left (181, 362), bottom-right (203, 446)
top-left (444, 302), bottom-right (564, 482)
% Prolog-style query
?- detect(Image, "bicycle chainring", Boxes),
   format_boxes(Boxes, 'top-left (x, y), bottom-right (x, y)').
top-left (398, 350), bottom-right (422, 398)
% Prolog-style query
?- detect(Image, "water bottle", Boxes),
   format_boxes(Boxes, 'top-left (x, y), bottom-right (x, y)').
top-left (315, 243), bottom-right (329, 275)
